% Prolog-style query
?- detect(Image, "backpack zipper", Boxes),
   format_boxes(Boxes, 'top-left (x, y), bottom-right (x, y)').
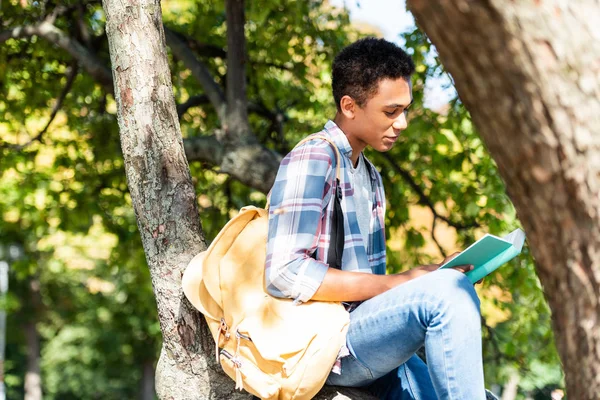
top-left (216, 318), bottom-right (231, 362)
top-left (236, 330), bottom-right (252, 342)
top-left (220, 349), bottom-right (244, 390)
top-left (220, 349), bottom-right (241, 366)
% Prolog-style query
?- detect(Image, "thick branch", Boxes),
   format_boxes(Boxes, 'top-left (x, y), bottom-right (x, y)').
top-left (164, 26), bottom-right (227, 122)
top-left (183, 134), bottom-right (224, 166)
top-left (180, 34), bottom-right (227, 59)
top-left (0, 21), bottom-right (113, 92)
top-left (224, 0), bottom-right (251, 143)
top-left (183, 134), bottom-right (281, 194)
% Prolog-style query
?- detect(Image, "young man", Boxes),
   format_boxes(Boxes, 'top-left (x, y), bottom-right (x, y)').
top-left (265, 38), bottom-right (487, 399)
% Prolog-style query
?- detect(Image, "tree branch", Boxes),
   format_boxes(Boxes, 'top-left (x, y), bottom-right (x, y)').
top-left (179, 34), bottom-right (227, 59)
top-left (0, 21), bottom-right (113, 93)
top-left (381, 152), bottom-right (479, 230)
top-left (168, 29), bottom-right (294, 73)
top-left (183, 134), bottom-right (281, 194)
top-left (431, 216), bottom-right (447, 258)
top-left (163, 26), bottom-right (227, 123)
top-left (1, 63), bottom-right (79, 150)
top-left (183, 134), bottom-right (224, 166)
top-left (75, 3), bottom-right (93, 48)
top-left (177, 94), bottom-right (286, 128)
top-left (0, 17), bottom-right (279, 194)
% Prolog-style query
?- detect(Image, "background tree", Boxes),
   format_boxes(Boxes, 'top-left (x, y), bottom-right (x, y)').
top-left (1, 0), bottom-right (564, 398)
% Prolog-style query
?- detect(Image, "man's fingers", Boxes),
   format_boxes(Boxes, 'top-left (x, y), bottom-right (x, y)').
top-left (451, 264), bottom-right (473, 273)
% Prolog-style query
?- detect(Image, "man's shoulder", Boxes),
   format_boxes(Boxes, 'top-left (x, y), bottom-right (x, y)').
top-left (286, 131), bottom-right (340, 164)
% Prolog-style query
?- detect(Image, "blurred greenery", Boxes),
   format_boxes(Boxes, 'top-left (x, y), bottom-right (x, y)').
top-left (0, 0), bottom-right (563, 399)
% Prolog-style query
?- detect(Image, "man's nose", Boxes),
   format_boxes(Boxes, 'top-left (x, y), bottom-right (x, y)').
top-left (392, 112), bottom-right (408, 130)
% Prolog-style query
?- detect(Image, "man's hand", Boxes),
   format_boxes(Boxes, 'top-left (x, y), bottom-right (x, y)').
top-left (410, 260), bottom-right (473, 279)
top-left (438, 252), bottom-right (483, 285)
top-left (412, 252), bottom-right (476, 278)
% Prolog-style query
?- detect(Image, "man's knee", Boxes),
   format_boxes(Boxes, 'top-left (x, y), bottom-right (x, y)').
top-left (430, 269), bottom-right (481, 315)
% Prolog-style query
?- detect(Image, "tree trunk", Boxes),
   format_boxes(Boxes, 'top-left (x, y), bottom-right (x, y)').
top-left (23, 322), bottom-right (42, 400)
top-left (102, 1), bottom-right (240, 398)
top-left (102, 1), bottom-right (375, 399)
top-left (224, 0), bottom-right (250, 143)
top-left (141, 360), bottom-right (156, 400)
top-left (24, 274), bottom-right (42, 400)
top-left (407, 1), bottom-right (600, 399)
top-left (0, 260), bottom-right (7, 400)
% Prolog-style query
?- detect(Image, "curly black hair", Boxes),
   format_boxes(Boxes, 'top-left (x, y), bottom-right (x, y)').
top-left (332, 38), bottom-right (415, 110)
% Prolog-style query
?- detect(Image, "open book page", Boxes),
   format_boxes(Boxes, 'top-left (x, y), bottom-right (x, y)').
top-left (502, 228), bottom-right (526, 251)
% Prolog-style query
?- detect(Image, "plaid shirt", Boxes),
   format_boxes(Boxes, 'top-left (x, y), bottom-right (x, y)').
top-left (265, 120), bottom-right (387, 304)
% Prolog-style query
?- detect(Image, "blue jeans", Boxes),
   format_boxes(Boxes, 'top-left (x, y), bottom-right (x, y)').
top-left (325, 269), bottom-right (486, 399)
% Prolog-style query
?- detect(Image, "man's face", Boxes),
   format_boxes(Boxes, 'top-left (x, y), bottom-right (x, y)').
top-left (352, 77), bottom-right (412, 152)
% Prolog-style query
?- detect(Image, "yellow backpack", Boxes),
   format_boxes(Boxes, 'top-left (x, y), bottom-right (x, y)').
top-left (182, 136), bottom-right (350, 400)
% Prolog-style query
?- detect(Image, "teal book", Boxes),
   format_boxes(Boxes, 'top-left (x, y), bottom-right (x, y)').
top-left (438, 228), bottom-right (526, 284)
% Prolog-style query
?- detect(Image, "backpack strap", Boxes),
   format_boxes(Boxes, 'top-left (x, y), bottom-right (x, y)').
top-left (281, 135), bottom-right (345, 270)
top-left (265, 135), bottom-right (341, 210)
top-left (293, 135), bottom-right (342, 182)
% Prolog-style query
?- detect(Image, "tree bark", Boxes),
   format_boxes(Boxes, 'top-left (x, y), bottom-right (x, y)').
top-left (407, 1), bottom-right (600, 399)
top-left (224, 0), bottom-right (251, 144)
top-left (102, 1), bottom-right (375, 399)
top-left (101, 1), bottom-right (227, 398)
top-left (141, 360), bottom-right (156, 400)
top-left (24, 276), bottom-right (42, 400)
top-left (23, 322), bottom-right (42, 400)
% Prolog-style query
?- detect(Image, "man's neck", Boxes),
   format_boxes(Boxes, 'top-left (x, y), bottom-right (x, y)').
top-left (333, 114), bottom-right (365, 167)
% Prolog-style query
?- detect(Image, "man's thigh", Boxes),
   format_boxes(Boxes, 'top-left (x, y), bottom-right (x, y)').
top-left (326, 271), bottom-right (453, 387)
top-left (345, 272), bottom-right (448, 378)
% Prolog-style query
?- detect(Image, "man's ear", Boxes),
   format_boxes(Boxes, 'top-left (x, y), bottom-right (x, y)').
top-left (339, 95), bottom-right (356, 119)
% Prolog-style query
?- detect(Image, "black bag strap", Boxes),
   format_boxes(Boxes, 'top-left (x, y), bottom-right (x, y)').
top-left (327, 180), bottom-right (344, 270)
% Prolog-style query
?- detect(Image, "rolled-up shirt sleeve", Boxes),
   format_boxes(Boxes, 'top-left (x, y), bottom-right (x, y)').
top-left (265, 141), bottom-right (335, 303)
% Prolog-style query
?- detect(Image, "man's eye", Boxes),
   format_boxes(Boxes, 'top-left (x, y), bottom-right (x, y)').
top-left (384, 110), bottom-right (398, 116)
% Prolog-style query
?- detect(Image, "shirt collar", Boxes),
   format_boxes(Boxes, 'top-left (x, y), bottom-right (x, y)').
top-left (323, 120), bottom-right (354, 159)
